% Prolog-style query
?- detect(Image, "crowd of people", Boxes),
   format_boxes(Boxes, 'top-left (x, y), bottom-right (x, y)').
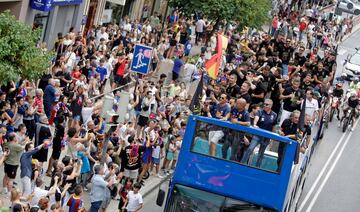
top-left (0, 2), bottom-right (359, 212)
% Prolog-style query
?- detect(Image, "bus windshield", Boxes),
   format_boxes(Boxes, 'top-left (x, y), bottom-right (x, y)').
top-left (167, 184), bottom-right (276, 212)
top-left (191, 120), bottom-right (289, 173)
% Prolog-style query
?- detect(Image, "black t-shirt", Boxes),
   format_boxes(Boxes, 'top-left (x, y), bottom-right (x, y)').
top-left (278, 45), bottom-right (294, 64)
top-left (322, 58), bottom-right (336, 73)
top-left (70, 93), bottom-right (84, 117)
top-left (282, 86), bottom-right (303, 112)
top-left (82, 67), bottom-right (92, 80)
top-left (226, 84), bottom-right (241, 98)
top-left (332, 88), bottom-right (344, 98)
top-left (312, 68), bottom-right (329, 82)
top-left (261, 73), bottom-right (275, 92)
top-left (293, 53), bottom-right (307, 67)
top-left (348, 98), bottom-right (359, 108)
top-left (240, 93), bottom-right (252, 104)
top-left (55, 71), bottom-right (72, 88)
top-left (251, 82), bottom-right (266, 105)
top-left (179, 32), bottom-right (188, 44)
top-left (121, 144), bottom-right (146, 170)
top-left (281, 118), bottom-right (298, 136)
top-left (270, 38), bottom-right (284, 53)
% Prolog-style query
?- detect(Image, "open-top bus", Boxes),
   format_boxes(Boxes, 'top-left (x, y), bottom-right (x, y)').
top-left (156, 115), bottom-right (317, 211)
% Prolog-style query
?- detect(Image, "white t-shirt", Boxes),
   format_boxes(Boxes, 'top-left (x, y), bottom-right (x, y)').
top-left (304, 98), bottom-right (319, 117)
top-left (96, 31), bottom-right (109, 44)
top-left (65, 52), bottom-right (76, 68)
top-left (196, 19), bottom-right (206, 33)
top-left (31, 187), bottom-right (49, 207)
top-left (126, 191), bottom-right (143, 211)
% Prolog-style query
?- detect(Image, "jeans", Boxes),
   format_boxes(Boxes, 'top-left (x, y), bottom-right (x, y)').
top-left (299, 31), bottom-right (304, 42)
top-left (221, 132), bottom-right (246, 161)
top-left (270, 27), bottom-right (277, 36)
top-left (241, 135), bottom-right (270, 167)
top-left (90, 201), bottom-right (102, 212)
top-left (21, 176), bottom-right (32, 197)
top-left (281, 63), bottom-right (289, 77)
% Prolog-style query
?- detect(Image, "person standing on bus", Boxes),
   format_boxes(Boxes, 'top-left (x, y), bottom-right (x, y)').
top-left (277, 110), bottom-right (300, 172)
top-left (208, 94), bottom-right (231, 156)
top-left (222, 98), bottom-right (250, 161)
top-left (241, 99), bottom-right (277, 168)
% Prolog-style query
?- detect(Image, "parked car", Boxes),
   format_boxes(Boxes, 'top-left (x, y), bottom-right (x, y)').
top-left (343, 48), bottom-right (360, 80)
top-left (337, 0), bottom-right (360, 15)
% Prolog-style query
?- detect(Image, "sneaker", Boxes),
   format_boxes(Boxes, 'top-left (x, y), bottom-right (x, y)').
top-left (165, 171), bottom-right (171, 176)
top-left (157, 174), bottom-right (164, 179)
top-left (338, 122), bottom-right (341, 127)
top-left (350, 128), bottom-right (354, 132)
top-left (337, 115), bottom-right (340, 120)
top-left (83, 186), bottom-right (88, 192)
top-left (169, 169), bottom-right (174, 174)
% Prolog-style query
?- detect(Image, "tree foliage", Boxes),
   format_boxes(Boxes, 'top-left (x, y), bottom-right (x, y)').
top-left (0, 10), bottom-right (53, 85)
top-left (169, 0), bottom-right (271, 31)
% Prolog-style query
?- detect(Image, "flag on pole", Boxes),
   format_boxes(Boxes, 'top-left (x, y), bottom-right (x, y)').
top-left (217, 33), bottom-right (228, 53)
top-left (298, 96), bottom-right (306, 132)
top-left (189, 74), bottom-right (204, 113)
top-left (204, 53), bottom-right (221, 79)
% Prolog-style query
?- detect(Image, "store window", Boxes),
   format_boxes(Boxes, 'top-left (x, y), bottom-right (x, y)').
top-left (33, 11), bottom-right (50, 42)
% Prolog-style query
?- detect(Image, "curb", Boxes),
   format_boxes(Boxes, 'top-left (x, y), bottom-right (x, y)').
top-left (142, 175), bottom-right (171, 198)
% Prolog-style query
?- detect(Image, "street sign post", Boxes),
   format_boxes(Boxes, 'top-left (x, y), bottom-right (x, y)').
top-left (130, 44), bottom-right (153, 75)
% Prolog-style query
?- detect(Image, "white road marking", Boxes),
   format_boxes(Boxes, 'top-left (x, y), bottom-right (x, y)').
top-left (306, 118), bottom-right (360, 212)
top-left (337, 49), bottom-right (347, 56)
top-left (298, 125), bottom-right (348, 211)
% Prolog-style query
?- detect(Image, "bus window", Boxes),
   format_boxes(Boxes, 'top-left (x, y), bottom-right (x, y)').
top-left (166, 184), bottom-right (276, 212)
top-left (191, 121), bottom-right (287, 173)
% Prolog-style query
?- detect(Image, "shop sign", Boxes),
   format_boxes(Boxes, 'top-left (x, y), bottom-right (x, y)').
top-left (52, 0), bottom-right (83, 5)
top-left (30, 0), bottom-right (52, 12)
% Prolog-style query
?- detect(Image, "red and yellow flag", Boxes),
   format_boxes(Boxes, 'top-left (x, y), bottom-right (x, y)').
top-left (217, 33), bottom-right (228, 53)
top-left (205, 52), bottom-right (221, 79)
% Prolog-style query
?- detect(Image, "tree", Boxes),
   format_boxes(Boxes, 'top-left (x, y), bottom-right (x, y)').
top-left (0, 10), bottom-right (53, 85)
top-left (169, 0), bottom-right (271, 32)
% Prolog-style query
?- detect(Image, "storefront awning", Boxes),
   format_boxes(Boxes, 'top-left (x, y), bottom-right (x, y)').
top-left (107, 0), bottom-right (126, 6)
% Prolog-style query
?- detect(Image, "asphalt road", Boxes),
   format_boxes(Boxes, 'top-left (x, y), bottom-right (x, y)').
top-left (297, 28), bottom-right (360, 212)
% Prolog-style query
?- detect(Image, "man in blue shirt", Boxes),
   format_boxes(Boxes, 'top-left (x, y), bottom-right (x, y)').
top-left (172, 55), bottom-right (184, 81)
top-left (241, 99), bottom-right (277, 167)
top-left (20, 140), bottom-right (50, 196)
top-left (96, 59), bottom-right (108, 83)
top-left (208, 94), bottom-right (231, 156)
top-left (222, 98), bottom-right (250, 161)
top-left (44, 79), bottom-right (57, 119)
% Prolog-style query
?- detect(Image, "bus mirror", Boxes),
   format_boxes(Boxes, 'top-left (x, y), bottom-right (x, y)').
top-left (156, 189), bottom-right (166, 206)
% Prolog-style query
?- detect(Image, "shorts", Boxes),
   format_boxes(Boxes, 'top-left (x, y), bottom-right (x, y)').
top-left (124, 168), bottom-right (139, 180)
top-left (166, 152), bottom-right (174, 161)
top-left (173, 151), bottom-right (179, 161)
top-left (138, 115), bottom-right (149, 127)
top-left (209, 130), bottom-right (224, 144)
top-left (73, 115), bottom-right (81, 121)
top-left (4, 163), bottom-right (18, 179)
top-left (152, 157), bottom-right (160, 165)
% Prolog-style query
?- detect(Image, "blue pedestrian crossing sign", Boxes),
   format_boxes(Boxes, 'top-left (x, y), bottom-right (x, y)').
top-left (130, 44), bottom-right (153, 75)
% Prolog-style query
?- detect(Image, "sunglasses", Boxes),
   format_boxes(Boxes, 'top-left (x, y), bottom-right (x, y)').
top-left (220, 96), bottom-right (227, 100)
top-left (264, 103), bottom-right (271, 106)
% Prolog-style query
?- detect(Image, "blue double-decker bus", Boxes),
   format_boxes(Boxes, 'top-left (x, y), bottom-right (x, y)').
top-left (156, 115), bottom-right (315, 212)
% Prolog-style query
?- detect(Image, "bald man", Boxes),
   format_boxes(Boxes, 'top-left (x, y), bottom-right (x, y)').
top-left (222, 98), bottom-right (251, 161)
